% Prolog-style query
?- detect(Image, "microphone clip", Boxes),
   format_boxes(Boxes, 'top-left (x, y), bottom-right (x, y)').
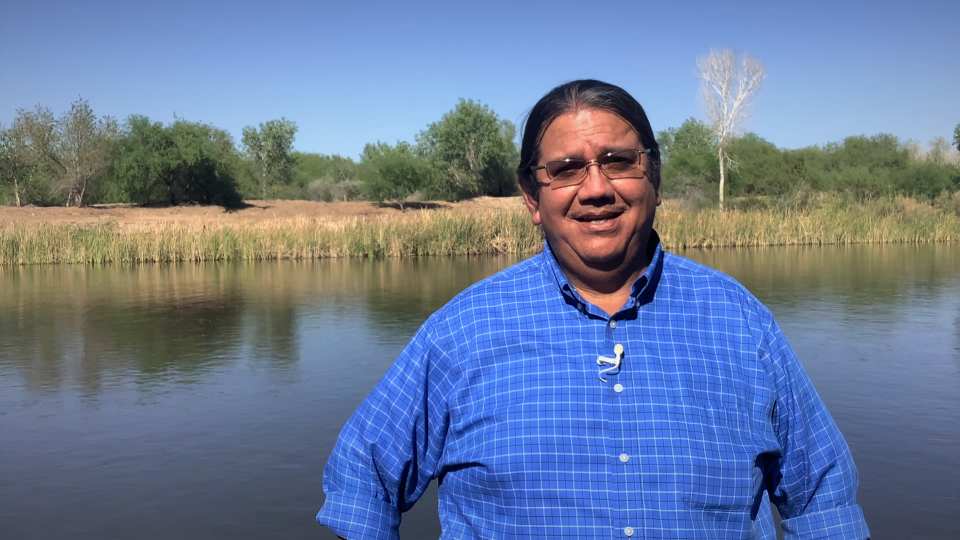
top-left (597, 344), bottom-right (624, 382)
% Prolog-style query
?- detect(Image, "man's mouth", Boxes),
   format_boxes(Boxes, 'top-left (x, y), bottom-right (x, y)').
top-left (574, 212), bottom-right (622, 225)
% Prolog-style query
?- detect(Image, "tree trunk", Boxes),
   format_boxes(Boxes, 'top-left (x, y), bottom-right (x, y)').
top-left (718, 146), bottom-right (726, 211)
top-left (13, 178), bottom-right (21, 207)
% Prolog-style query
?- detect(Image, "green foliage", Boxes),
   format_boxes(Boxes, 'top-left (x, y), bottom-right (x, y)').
top-left (111, 115), bottom-right (243, 208)
top-left (417, 99), bottom-right (519, 200)
top-left (779, 146), bottom-right (830, 191)
top-left (658, 127), bottom-right (960, 205)
top-left (5, 96), bottom-right (957, 210)
top-left (292, 151), bottom-right (335, 186)
top-left (830, 134), bottom-right (907, 172)
top-left (657, 118), bottom-right (719, 199)
top-left (57, 99), bottom-right (120, 206)
top-left (241, 118), bottom-right (298, 200)
top-left (290, 152), bottom-right (362, 202)
top-left (1, 100), bottom-right (118, 207)
top-left (0, 125), bottom-right (34, 206)
top-left (7, 106), bottom-right (65, 205)
top-left (359, 141), bottom-right (436, 209)
top-left (727, 134), bottom-right (788, 195)
top-left (893, 162), bottom-right (960, 200)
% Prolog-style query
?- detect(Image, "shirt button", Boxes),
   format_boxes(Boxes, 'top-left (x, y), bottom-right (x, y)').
top-left (577, 303), bottom-right (583, 310)
top-left (609, 320), bottom-right (617, 329)
top-left (624, 526), bottom-right (634, 537)
top-left (614, 384), bottom-right (624, 393)
top-left (619, 453), bottom-right (629, 463)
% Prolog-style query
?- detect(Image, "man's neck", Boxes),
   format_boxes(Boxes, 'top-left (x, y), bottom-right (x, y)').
top-left (559, 252), bottom-right (651, 317)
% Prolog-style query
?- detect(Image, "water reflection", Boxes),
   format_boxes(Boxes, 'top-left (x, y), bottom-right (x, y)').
top-left (682, 243), bottom-right (960, 307)
top-left (0, 256), bottom-right (521, 397)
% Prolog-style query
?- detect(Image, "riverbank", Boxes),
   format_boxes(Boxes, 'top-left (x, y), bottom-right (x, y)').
top-left (1, 196), bottom-right (958, 264)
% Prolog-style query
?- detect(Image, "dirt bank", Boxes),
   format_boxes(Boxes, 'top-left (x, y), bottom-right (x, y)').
top-left (0, 197), bottom-right (529, 227)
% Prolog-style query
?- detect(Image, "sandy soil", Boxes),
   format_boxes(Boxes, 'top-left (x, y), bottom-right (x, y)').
top-left (0, 196), bottom-right (528, 227)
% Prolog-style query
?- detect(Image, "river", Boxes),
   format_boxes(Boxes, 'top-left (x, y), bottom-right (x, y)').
top-left (1, 244), bottom-right (958, 538)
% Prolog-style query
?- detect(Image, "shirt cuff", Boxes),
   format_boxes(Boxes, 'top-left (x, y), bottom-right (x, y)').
top-left (316, 490), bottom-right (401, 540)
top-left (780, 505), bottom-right (870, 539)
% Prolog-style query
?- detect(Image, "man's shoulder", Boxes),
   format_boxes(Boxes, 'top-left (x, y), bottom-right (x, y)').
top-left (432, 252), bottom-right (551, 318)
top-left (660, 251), bottom-right (767, 314)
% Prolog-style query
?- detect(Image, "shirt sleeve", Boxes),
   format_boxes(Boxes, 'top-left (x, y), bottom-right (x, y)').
top-left (316, 317), bottom-right (455, 540)
top-left (760, 313), bottom-right (871, 539)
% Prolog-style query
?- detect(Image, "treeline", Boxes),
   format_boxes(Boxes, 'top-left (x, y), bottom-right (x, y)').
top-left (0, 98), bottom-right (518, 209)
top-left (1, 97), bottom-right (959, 209)
top-left (658, 119), bottom-right (960, 207)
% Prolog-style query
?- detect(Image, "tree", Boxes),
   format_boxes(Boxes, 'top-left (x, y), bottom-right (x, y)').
top-left (727, 133), bottom-right (787, 195)
top-left (696, 49), bottom-right (765, 209)
top-left (954, 124), bottom-right (960, 152)
top-left (7, 105), bottom-right (65, 205)
top-left (657, 118), bottom-right (719, 198)
top-left (833, 134), bottom-right (907, 172)
top-left (58, 99), bottom-right (119, 206)
top-left (113, 115), bottom-right (243, 208)
top-left (417, 99), bottom-right (518, 200)
top-left (928, 136), bottom-right (951, 165)
top-left (289, 152), bottom-right (364, 202)
top-left (359, 141), bottom-right (435, 210)
top-left (241, 118), bottom-right (298, 200)
top-left (894, 162), bottom-right (958, 199)
top-left (4, 99), bottom-right (117, 207)
top-left (0, 124), bottom-right (35, 207)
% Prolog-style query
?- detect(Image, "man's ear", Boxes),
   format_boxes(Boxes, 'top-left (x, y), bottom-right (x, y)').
top-left (519, 178), bottom-right (542, 226)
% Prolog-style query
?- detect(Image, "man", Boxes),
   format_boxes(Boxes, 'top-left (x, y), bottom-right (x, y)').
top-left (317, 80), bottom-right (869, 539)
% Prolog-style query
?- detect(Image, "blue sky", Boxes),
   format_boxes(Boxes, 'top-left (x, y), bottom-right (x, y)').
top-left (1, 0), bottom-right (957, 158)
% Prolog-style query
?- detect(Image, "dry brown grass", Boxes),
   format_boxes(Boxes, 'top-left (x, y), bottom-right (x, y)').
top-left (2, 196), bottom-right (958, 265)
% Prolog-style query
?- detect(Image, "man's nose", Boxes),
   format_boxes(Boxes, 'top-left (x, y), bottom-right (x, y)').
top-left (576, 162), bottom-right (616, 201)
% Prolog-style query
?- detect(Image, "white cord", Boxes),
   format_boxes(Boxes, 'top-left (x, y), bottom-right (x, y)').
top-left (597, 344), bottom-right (624, 382)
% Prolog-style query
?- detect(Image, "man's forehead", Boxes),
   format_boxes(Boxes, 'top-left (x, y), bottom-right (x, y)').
top-left (539, 110), bottom-right (640, 160)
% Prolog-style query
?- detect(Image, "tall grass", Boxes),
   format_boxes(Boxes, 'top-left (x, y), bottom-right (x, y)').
top-left (0, 210), bottom-right (543, 265)
top-left (657, 196), bottom-right (960, 248)
top-left (2, 196), bottom-right (958, 265)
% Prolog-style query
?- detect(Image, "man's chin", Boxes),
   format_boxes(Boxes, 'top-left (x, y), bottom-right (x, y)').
top-left (576, 251), bottom-right (627, 271)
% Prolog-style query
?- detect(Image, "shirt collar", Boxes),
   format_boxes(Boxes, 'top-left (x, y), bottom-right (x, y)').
top-left (540, 230), bottom-right (664, 314)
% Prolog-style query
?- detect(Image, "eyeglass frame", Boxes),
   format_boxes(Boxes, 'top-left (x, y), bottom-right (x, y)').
top-left (527, 148), bottom-right (652, 189)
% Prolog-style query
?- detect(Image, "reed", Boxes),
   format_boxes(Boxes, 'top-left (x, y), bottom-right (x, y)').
top-left (1, 197), bottom-right (958, 265)
top-left (656, 196), bottom-right (960, 248)
top-left (0, 210), bottom-right (543, 265)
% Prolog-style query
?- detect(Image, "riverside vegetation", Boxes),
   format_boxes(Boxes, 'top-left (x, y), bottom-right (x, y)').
top-left (3, 193), bottom-right (959, 265)
top-left (2, 96), bottom-right (960, 265)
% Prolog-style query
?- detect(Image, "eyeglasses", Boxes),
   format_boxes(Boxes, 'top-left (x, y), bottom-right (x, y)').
top-left (529, 148), bottom-right (651, 189)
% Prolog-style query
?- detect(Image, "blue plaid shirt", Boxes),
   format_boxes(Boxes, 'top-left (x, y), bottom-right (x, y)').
top-left (317, 233), bottom-right (869, 539)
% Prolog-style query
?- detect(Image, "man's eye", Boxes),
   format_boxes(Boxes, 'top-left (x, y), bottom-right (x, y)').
top-left (549, 161), bottom-right (584, 178)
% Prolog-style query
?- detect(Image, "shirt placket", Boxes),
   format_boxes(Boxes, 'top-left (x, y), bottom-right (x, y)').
top-left (602, 313), bottom-right (643, 538)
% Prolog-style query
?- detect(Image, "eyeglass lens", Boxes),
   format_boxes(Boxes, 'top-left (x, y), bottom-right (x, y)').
top-left (545, 149), bottom-right (642, 184)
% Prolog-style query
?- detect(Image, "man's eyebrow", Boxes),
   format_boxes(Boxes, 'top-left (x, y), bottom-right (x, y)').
top-left (544, 146), bottom-right (637, 161)
top-left (599, 146), bottom-right (637, 155)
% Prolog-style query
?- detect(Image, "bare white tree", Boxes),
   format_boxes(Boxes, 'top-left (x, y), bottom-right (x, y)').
top-left (904, 138), bottom-right (926, 163)
top-left (927, 136), bottom-right (952, 165)
top-left (696, 49), bottom-right (765, 209)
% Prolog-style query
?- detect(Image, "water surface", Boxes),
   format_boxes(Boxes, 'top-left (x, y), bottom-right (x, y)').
top-left (1, 245), bottom-right (958, 538)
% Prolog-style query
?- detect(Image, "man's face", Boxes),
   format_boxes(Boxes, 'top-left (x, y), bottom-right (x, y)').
top-left (521, 108), bottom-right (661, 274)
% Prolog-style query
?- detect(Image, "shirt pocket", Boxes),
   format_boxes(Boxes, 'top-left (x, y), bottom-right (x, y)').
top-left (671, 398), bottom-right (760, 514)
